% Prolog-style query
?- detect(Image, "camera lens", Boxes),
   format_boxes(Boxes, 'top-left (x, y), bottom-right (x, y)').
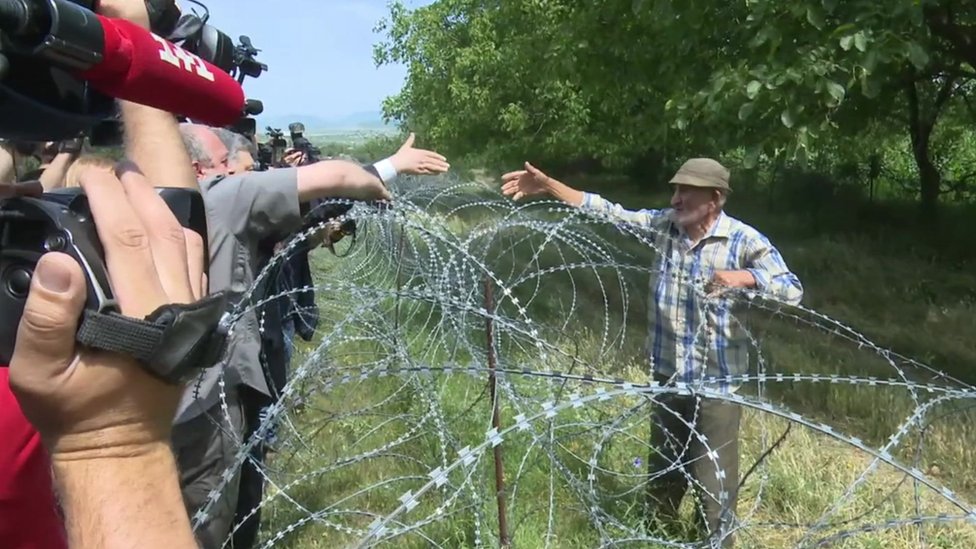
top-left (6, 267), bottom-right (33, 299)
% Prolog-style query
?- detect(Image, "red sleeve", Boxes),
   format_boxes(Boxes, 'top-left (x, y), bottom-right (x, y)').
top-left (0, 368), bottom-right (67, 549)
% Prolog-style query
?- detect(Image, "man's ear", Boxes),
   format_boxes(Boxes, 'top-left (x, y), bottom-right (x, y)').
top-left (191, 161), bottom-right (204, 179)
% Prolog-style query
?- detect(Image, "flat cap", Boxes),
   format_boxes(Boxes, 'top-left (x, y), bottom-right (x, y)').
top-left (669, 158), bottom-right (731, 192)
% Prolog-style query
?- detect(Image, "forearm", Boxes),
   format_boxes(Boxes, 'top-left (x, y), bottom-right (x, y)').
top-left (545, 177), bottom-right (585, 207)
top-left (748, 268), bottom-right (803, 304)
top-left (39, 152), bottom-right (77, 190)
top-left (53, 441), bottom-right (197, 549)
top-left (729, 270), bottom-right (758, 288)
top-left (120, 101), bottom-right (198, 190)
top-left (296, 160), bottom-right (382, 202)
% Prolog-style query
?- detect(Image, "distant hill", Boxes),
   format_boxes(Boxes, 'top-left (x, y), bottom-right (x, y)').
top-left (257, 111), bottom-right (393, 133)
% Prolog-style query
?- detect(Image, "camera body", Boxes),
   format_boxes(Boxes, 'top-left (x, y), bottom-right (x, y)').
top-left (256, 127), bottom-right (287, 170)
top-left (0, 186), bottom-right (208, 364)
top-left (288, 123), bottom-right (321, 164)
top-left (290, 135), bottom-right (321, 164)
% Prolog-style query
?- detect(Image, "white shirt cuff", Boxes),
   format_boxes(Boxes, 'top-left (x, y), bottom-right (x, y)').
top-left (372, 158), bottom-right (398, 184)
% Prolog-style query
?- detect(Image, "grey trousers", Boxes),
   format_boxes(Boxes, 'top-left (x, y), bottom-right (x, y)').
top-left (646, 389), bottom-right (741, 547)
top-left (172, 388), bottom-right (246, 549)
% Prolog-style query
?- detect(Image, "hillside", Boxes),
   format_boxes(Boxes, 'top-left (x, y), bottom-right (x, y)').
top-left (257, 111), bottom-right (392, 133)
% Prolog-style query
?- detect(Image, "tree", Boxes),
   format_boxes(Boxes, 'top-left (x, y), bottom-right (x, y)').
top-left (375, 0), bottom-right (976, 215)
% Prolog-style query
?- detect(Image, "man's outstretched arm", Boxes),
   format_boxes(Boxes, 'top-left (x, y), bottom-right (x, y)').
top-left (502, 162), bottom-right (666, 228)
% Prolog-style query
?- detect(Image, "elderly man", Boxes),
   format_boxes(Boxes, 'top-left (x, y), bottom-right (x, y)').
top-left (213, 127), bottom-right (257, 174)
top-left (501, 158), bottom-right (802, 547)
top-left (177, 123), bottom-right (448, 548)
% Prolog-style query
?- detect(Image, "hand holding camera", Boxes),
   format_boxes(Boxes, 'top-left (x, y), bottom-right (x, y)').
top-left (8, 164), bottom-right (213, 457)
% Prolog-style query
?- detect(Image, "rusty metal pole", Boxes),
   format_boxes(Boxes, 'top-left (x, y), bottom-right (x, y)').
top-left (484, 278), bottom-right (510, 547)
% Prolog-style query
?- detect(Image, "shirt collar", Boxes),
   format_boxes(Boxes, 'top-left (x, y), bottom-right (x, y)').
top-left (706, 211), bottom-right (733, 239)
top-left (669, 211), bottom-right (733, 240)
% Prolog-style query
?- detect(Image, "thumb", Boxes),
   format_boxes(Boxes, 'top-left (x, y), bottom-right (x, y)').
top-left (525, 161), bottom-right (543, 177)
top-left (401, 132), bottom-right (416, 150)
top-left (11, 253), bottom-right (87, 377)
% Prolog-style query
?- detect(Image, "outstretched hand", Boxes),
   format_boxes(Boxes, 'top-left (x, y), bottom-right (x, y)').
top-left (389, 133), bottom-right (450, 176)
top-left (501, 162), bottom-right (553, 201)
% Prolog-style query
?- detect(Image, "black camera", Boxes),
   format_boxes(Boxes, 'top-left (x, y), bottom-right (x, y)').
top-left (256, 126), bottom-right (287, 170)
top-left (288, 122), bottom-right (321, 165)
top-left (0, 186), bottom-right (208, 364)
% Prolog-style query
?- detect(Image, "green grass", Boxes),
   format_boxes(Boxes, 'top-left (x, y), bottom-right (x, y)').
top-left (251, 173), bottom-right (976, 548)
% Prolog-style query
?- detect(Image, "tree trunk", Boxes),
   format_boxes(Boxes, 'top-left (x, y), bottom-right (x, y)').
top-left (905, 78), bottom-right (952, 222)
top-left (915, 149), bottom-right (941, 221)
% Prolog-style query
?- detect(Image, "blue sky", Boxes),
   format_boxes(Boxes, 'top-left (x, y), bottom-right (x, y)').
top-left (198, 0), bottom-right (431, 121)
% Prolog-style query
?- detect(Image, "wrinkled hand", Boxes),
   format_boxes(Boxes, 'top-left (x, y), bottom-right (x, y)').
top-left (706, 270), bottom-right (756, 298)
top-left (9, 163), bottom-right (207, 459)
top-left (501, 162), bottom-right (553, 201)
top-left (389, 133), bottom-right (450, 176)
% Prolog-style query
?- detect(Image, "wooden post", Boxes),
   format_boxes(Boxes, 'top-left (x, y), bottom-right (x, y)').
top-left (484, 278), bottom-right (510, 547)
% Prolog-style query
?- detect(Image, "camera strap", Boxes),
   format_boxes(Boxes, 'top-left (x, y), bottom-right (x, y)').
top-left (76, 290), bottom-right (238, 385)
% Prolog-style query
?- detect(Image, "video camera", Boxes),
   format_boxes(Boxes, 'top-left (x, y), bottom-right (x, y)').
top-left (0, 186), bottom-right (209, 364)
top-left (0, 2), bottom-right (242, 375)
top-left (0, 0), bottom-right (266, 144)
top-left (160, 2), bottom-right (268, 143)
top-left (288, 122), bottom-right (321, 165)
top-left (256, 127), bottom-right (287, 170)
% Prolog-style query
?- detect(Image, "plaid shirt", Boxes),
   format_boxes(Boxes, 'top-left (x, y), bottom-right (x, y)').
top-left (581, 192), bottom-right (803, 392)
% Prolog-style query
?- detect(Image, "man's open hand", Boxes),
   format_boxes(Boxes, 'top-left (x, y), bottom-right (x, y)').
top-left (389, 133), bottom-right (450, 176)
top-left (9, 163), bottom-right (206, 459)
top-left (501, 162), bottom-right (554, 201)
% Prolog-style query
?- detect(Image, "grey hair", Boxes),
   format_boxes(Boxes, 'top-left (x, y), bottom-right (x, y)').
top-left (212, 127), bottom-right (257, 158)
top-left (716, 189), bottom-right (728, 209)
top-left (179, 123), bottom-right (215, 168)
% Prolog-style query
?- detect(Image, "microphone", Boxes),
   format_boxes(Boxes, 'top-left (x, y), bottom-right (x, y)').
top-left (0, 0), bottom-right (246, 127)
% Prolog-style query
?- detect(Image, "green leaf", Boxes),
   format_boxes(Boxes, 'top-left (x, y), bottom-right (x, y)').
top-left (738, 102), bottom-right (756, 120)
top-left (906, 42), bottom-right (929, 69)
top-left (840, 35), bottom-right (854, 51)
top-left (863, 49), bottom-right (879, 72)
top-left (746, 80), bottom-right (762, 99)
top-left (832, 23), bottom-right (856, 37)
top-left (860, 72), bottom-right (881, 99)
top-left (825, 81), bottom-right (846, 104)
top-left (742, 146), bottom-right (761, 169)
top-left (781, 109), bottom-right (795, 128)
top-left (806, 6), bottom-right (825, 30)
top-left (854, 31), bottom-right (868, 52)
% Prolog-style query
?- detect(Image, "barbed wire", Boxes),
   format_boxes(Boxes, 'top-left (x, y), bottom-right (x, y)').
top-left (187, 174), bottom-right (976, 548)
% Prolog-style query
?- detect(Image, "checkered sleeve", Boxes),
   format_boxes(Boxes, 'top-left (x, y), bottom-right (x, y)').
top-left (744, 233), bottom-right (803, 305)
top-left (580, 192), bottom-right (666, 229)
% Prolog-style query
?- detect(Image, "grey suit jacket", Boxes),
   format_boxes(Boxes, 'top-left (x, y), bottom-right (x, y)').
top-left (174, 168), bottom-right (302, 425)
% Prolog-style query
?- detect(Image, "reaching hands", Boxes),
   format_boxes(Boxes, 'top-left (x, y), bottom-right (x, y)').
top-left (501, 162), bottom-right (555, 201)
top-left (9, 164), bottom-right (207, 458)
top-left (389, 133), bottom-right (450, 176)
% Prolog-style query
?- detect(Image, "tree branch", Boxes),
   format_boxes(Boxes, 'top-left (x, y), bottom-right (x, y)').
top-left (924, 4), bottom-right (976, 69)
